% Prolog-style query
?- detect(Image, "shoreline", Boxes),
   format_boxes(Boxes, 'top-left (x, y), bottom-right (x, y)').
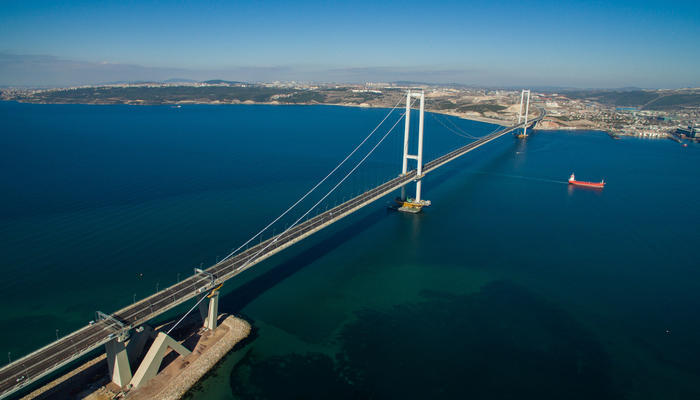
top-left (1, 99), bottom-right (513, 127)
top-left (535, 126), bottom-right (674, 139)
top-left (6, 99), bottom-right (680, 142)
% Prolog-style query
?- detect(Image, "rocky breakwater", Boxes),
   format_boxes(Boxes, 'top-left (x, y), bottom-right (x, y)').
top-left (127, 316), bottom-right (251, 400)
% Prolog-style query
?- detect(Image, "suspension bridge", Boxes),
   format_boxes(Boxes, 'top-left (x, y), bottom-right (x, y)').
top-left (0, 90), bottom-right (541, 399)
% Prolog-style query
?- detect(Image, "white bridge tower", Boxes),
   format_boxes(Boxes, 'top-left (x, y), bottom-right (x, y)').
top-left (517, 89), bottom-right (531, 138)
top-left (399, 89), bottom-right (431, 213)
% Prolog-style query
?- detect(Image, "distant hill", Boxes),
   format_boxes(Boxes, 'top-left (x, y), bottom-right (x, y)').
top-left (391, 80), bottom-right (434, 87)
top-left (564, 90), bottom-right (658, 106)
top-left (100, 80), bottom-right (162, 85)
top-left (163, 78), bottom-right (198, 83)
top-left (645, 93), bottom-right (700, 110)
top-left (202, 79), bottom-right (246, 85)
top-left (9, 85), bottom-right (297, 104)
top-left (562, 89), bottom-right (700, 110)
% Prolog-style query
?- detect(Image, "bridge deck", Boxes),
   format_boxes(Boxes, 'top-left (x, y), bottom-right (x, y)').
top-left (0, 115), bottom-right (540, 399)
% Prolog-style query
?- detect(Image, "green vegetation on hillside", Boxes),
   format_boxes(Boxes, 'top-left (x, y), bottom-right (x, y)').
top-left (425, 99), bottom-right (508, 113)
top-left (277, 91), bottom-right (326, 104)
top-left (645, 94), bottom-right (700, 110)
top-left (23, 86), bottom-right (293, 104)
top-left (428, 100), bottom-right (457, 110)
top-left (457, 104), bottom-right (506, 113)
top-left (563, 90), bottom-right (659, 107)
top-left (347, 92), bottom-right (382, 103)
top-left (562, 89), bottom-right (700, 110)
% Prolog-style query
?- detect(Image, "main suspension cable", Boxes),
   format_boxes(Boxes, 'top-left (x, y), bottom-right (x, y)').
top-left (229, 98), bottom-right (415, 275)
top-left (430, 113), bottom-right (482, 139)
top-left (432, 113), bottom-right (504, 140)
top-left (219, 97), bottom-right (405, 264)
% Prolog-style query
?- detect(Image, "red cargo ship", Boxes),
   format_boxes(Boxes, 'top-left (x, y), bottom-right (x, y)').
top-left (568, 173), bottom-right (605, 189)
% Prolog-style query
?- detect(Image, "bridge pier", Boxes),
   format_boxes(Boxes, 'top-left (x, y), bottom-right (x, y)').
top-left (202, 291), bottom-right (220, 330)
top-left (198, 289), bottom-right (220, 330)
top-left (105, 337), bottom-right (132, 388)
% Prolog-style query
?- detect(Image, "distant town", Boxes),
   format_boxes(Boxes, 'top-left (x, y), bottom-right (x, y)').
top-left (2, 81), bottom-right (698, 142)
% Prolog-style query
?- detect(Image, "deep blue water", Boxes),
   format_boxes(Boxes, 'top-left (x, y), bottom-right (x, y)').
top-left (1, 101), bottom-right (699, 399)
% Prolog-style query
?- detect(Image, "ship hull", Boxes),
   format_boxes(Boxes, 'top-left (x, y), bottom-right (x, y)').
top-left (569, 180), bottom-right (605, 189)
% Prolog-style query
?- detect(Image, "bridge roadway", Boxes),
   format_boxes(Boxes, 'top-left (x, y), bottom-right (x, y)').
top-left (0, 113), bottom-right (541, 399)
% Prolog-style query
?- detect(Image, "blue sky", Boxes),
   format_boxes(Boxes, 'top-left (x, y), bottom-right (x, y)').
top-left (1, 0), bottom-right (698, 87)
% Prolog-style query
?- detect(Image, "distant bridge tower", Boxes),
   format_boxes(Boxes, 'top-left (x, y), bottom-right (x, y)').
top-left (517, 89), bottom-right (531, 138)
top-left (399, 89), bottom-right (431, 213)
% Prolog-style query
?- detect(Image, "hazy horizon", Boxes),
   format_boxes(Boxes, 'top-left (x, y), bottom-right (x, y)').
top-left (1, 1), bottom-right (699, 88)
top-left (1, 53), bottom-right (698, 90)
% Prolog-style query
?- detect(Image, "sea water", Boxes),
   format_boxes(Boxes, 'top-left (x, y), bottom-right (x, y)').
top-left (0, 102), bottom-right (698, 399)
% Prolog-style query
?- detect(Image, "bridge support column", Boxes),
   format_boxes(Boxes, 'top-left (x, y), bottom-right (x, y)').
top-left (105, 337), bottom-right (132, 388)
top-left (205, 291), bottom-right (219, 330)
top-left (129, 332), bottom-right (191, 388)
top-left (198, 291), bottom-right (220, 330)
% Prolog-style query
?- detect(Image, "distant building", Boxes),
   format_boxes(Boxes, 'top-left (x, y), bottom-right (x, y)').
top-left (676, 126), bottom-right (698, 138)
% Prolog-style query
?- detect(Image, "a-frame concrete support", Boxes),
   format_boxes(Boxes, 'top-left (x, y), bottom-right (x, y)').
top-left (105, 338), bottom-right (132, 388)
top-left (129, 332), bottom-right (191, 388)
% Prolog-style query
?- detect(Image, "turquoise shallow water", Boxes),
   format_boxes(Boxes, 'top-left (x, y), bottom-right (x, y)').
top-left (1, 102), bottom-right (699, 399)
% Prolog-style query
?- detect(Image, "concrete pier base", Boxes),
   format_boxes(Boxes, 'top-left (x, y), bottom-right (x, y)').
top-left (130, 332), bottom-right (191, 389)
top-left (398, 205), bottom-right (422, 213)
top-left (105, 338), bottom-right (132, 388)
